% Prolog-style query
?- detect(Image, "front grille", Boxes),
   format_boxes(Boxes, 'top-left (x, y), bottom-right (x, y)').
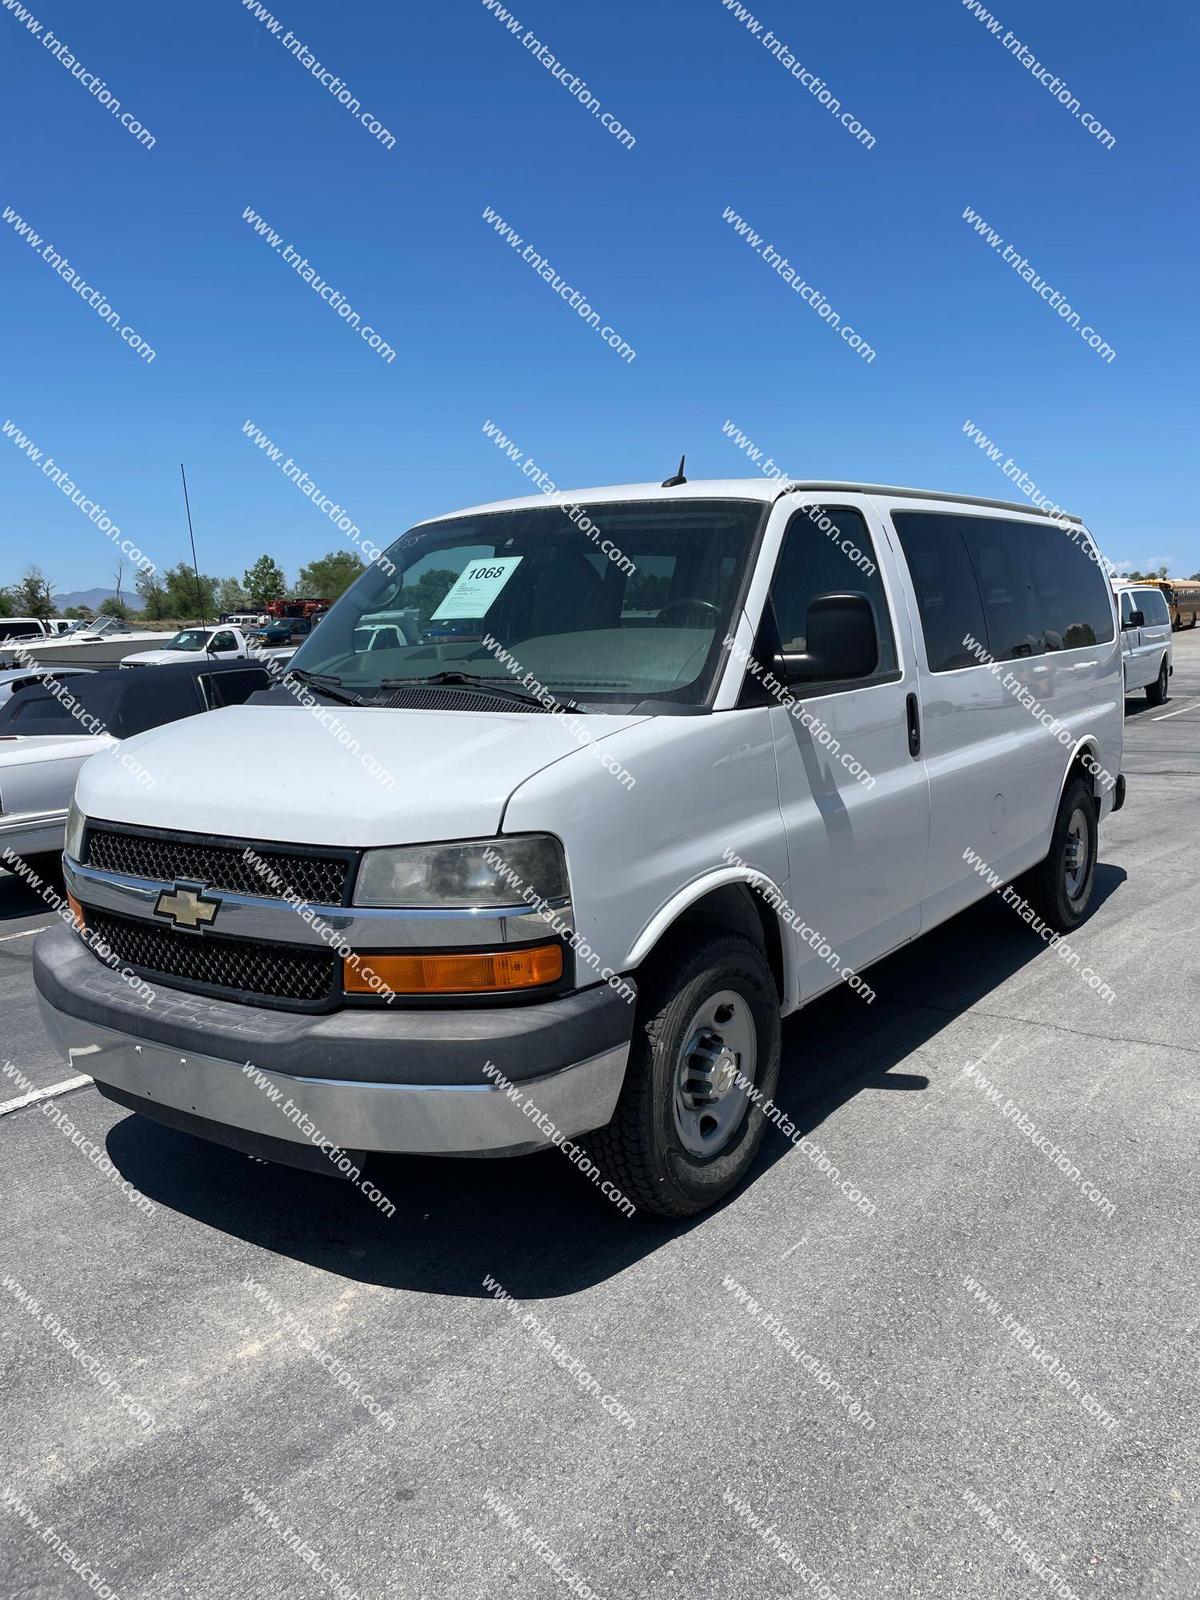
top-left (84, 826), bottom-right (352, 905)
top-left (86, 908), bottom-right (339, 1006)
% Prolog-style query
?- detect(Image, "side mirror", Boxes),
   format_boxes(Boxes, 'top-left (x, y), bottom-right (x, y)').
top-left (777, 592), bottom-right (879, 683)
top-left (1127, 610), bottom-right (1145, 629)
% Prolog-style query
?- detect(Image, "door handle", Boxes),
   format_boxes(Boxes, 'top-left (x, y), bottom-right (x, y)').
top-left (905, 693), bottom-right (921, 758)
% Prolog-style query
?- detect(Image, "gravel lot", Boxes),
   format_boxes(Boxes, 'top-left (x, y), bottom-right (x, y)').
top-left (2, 634), bottom-right (1198, 1600)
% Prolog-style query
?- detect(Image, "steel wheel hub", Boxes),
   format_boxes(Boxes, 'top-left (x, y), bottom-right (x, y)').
top-left (672, 989), bottom-right (758, 1158)
top-left (1064, 807), bottom-right (1089, 900)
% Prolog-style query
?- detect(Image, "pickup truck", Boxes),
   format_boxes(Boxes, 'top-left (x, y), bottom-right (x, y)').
top-left (121, 626), bottom-right (252, 667)
top-left (0, 617), bottom-right (60, 646)
top-left (250, 615), bottom-right (325, 647)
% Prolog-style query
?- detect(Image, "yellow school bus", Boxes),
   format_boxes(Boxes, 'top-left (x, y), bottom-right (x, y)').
top-left (1137, 579), bottom-right (1200, 630)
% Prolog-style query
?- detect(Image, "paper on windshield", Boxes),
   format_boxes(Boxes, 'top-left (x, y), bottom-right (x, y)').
top-left (430, 556), bottom-right (524, 620)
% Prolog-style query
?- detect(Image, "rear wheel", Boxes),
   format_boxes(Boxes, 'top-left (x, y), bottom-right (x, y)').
top-left (1146, 657), bottom-right (1168, 706)
top-left (586, 933), bottom-right (781, 1219)
top-left (1019, 776), bottom-right (1098, 933)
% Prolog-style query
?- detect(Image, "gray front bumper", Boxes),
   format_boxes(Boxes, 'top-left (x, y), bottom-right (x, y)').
top-left (34, 925), bottom-right (633, 1158)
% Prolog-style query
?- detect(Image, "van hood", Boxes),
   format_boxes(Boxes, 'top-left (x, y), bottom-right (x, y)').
top-left (74, 700), bottom-right (647, 848)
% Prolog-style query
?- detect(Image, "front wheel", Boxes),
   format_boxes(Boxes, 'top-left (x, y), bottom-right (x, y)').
top-left (586, 933), bottom-right (781, 1219)
top-left (1146, 657), bottom-right (1168, 706)
top-left (1018, 776), bottom-right (1098, 933)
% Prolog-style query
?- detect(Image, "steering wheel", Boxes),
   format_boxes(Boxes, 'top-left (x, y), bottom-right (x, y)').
top-left (657, 597), bottom-right (720, 627)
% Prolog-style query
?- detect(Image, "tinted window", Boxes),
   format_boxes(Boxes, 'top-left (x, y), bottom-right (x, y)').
top-left (1118, 590), bottom-right (1135, 625)
top-left (894, 511), bottom-right (1114, 669)
top-left (7, 691), bottom-right (78, 727)
top-left (1019, 523), bottom-right (1114, 647)
top-left (766, 508), bottom-right (898, 686)
top-left (962, 520), bottom-right (1042, 658)
top-left (0, 621), bottom-right (44, 640)
top-left (211, 632), bottom-right (237, 652)
top-left (891, 514), bottom-right (988, 672)
top-left (201, 667), bottom-right (271, 708)
top-left (1136, 589), bottom-right (1170, 625)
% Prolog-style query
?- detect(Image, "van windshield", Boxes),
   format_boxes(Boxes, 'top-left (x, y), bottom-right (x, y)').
top-left (286, 499), bottom-right (765, 707)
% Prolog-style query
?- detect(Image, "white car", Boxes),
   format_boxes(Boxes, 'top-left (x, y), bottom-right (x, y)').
top-left (122, 625), bottom-right (252, 667)
top-left (1112, 580), bottom-right (1172, 705)
top-left (36, 477), bottom-right (1125, 1217)
top-left (0, 660), bottom-right (274, 859)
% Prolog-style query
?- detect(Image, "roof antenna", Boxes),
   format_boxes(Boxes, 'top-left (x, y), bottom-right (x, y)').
top-left (179, 463), bottom-right (214, 656)
top-left (661, 454), bottom-right (687, 488)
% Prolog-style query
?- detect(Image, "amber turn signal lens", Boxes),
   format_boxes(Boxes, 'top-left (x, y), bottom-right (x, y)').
top-left (66, 892), bottom-right (85, 932)
top-left (343, 943), bottom-right (563, 995)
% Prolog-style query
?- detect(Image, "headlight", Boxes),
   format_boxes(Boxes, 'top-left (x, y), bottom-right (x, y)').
top-left (64, 800), bottom-right (86, 862)
top-left (353, 834), bottom-right (568, 909)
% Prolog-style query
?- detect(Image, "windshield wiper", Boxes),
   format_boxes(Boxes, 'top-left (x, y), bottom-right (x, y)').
top-left (288, 668), bottom-right (381, 708)
top-left (380, 670), bottom-right (586, 712)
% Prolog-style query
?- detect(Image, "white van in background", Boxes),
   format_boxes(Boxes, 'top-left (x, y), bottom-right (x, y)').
top-left (1112, 580), bottom-right (1172, 705)
top-left (35, 479), bottom-right (1125, 1218)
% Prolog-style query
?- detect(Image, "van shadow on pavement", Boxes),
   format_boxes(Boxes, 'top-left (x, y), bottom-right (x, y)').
top-left (105, 864), bottom-right (1126, 1299)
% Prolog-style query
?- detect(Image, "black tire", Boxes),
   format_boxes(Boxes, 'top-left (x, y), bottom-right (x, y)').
top-left (1019, 775), bottom-right (1098, 933)
top-left (1145, 657), bottom-right (1168, 706)
top-left (586, 933), bottom-right (781, 1219)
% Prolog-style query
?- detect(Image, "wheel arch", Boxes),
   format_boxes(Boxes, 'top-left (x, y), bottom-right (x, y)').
top-left (624, 870), bottom-right (795, 1011)
top-left (1057, 734), bottom-right (1105, 809)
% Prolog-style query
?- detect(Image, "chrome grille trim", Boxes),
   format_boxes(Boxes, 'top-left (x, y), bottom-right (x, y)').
top-left (64, 858), bottom-right (574, 951)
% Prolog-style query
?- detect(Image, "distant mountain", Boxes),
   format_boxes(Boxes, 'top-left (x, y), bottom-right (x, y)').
top-left (52, 588), bottom-right (144, 614)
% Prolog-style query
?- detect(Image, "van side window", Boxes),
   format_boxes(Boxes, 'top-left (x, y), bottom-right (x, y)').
top-left (1018, 522), bottom-right (1114, 647)
top-left (1119, 590), bottom-right (1135, 626)
top-left (768, 507), bottom-right (898, 684)
top-left (891, 514), bottom-right (988, 671)
top-left (1137, 589), bottom-right (1169, 625)
top-left (894, 511), bottom-right (1115, 669)
top-left (960, 521), bottom-right (1042, 658)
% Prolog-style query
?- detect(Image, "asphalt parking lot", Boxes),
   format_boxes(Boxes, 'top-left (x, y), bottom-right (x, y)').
top-left (2, 636), bottom-right (1198, 1600)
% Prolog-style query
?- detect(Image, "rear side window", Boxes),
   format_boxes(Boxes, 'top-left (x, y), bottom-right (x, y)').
top-left (891, 514), bottom-right (988, 671)
top-left (5, 691), bottom-right (79, 729)
top-left (201, 668), bottom-right (271, 708)
top-left (893, 511), bottom-right (1114, 671)
top-left (1136, 589), bottom-right (1170, 625)
top-left (1020, 524), bottom-right (1114, 648)
top-left (768, 507), bottom-right (898, 686)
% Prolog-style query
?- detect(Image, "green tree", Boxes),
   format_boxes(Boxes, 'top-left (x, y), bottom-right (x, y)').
top-left (244, 554), bottom-right (288, 607)
top-left (8, 567), bottom-right (55, 618)
top-left (297, 550), bottom-right (365, 602)
top-left (161, 561), bottom-right (218, 620)
top-left (64, 605), bottom-right (95, 620)
top-left (400, 568), bottom-right (460, 623)
top-left (136, 567), bottom-right (171, 620)
top-left (99, 596), bottom-right (132, 619)
top-left (0, 590), bottom-right (11, 618)
top-left (214, 577), bottom-right (250, 614)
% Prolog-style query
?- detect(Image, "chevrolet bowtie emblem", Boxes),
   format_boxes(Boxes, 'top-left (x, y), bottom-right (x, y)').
top-left (154, 885), bottom-right (220, 929)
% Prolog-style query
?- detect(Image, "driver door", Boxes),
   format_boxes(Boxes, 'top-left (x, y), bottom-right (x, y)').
top-left (762, 500), bottom-right (931, 1000)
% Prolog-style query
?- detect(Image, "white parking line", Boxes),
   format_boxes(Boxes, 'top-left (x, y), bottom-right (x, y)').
top-left (0, 925), bottom-right (52, 942)
top-left (0, 1074), bottom-right (94, 1119)
top-left (1150, 701), bottom-right (1200, 722)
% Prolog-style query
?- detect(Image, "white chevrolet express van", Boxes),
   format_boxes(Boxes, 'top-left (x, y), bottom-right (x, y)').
top-left (1111, 579), bottom-right (1172, 704)
top-left (34, 481), bottom-right (1125, 1217)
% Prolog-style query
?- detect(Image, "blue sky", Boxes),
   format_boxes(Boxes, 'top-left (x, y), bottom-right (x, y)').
top-left (1, 0), bottom-right (1195, 594)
